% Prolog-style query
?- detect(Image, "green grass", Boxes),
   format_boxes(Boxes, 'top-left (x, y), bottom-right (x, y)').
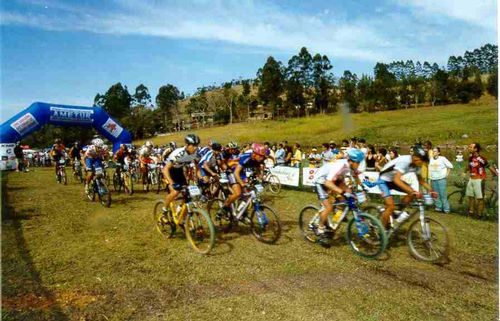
top-left (2, 168), bottom-right (498, 320)
top-left (139, 96), bottom-right (498, 151)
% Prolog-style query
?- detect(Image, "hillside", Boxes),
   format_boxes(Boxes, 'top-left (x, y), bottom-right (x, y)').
top-left (138, 95), bottom-right (498, 150)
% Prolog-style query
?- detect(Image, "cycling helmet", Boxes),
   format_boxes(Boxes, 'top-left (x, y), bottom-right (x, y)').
top-left (211, 142), bottom-right (222, 152)
top-left (227, 141), bottom-right (238, 149)
top-left (92, 138), bottom-right (104, 147)
top-left (347, 148), bottom-right (365, 163)
top-left (412, 145), bottom-right (429, 162)
top-left (169, 141), bottom-right (177, 149)
top-left (251, 143), bottom-right (267, 156)
top-left (74, 141), bottom-right (80, 147)
top-left (145, 141), bottom-right (153, 148)
top-left (102, 145), bottom-right (109, 150)
top-left (185, 134), bottom-right (200, 145)
top-left (55, 138), bottom-right (62, 144)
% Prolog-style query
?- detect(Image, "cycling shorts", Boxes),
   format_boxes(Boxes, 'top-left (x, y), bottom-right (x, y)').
top-left (377, 179), bottom-right (409, 198)
top-left (85, 157), bottom-right (103, 171)
top-left (169, 167), bottom-right (187, 187)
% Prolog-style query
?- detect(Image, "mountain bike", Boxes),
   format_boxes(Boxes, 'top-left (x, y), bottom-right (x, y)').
top-left (56, 159), bottom-right (67, 185)
top-left (371, 194), bottom-right (449, 263)
top-left (87, 166), bottom-right (112, 207)
top-left (207, 178), bottom-right (281, 244)
top-left (298, 192), bottom-right (387, 259)
top-left (112, 164), bottom-right (133, 195)
top-left (153, 185), bottom-right (215, 255)
top-left (72, 158), bottom-right (84, 184)
top-left (262, 168), bottom-right (281, 195)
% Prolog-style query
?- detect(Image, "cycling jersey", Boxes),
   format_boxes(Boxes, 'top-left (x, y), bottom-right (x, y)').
top-left (51, 144), bottom-right (66, 159)
top-left (168, 147), bottom-right (200, 169)
top-left (379, 155), bottom-right (420, 182)
top-left (197, 146), bottom-right (210, 158)
top-left (69, 147), bottom-right (82, 160)
top-left (314, 159), bottom-right (352, 184)
top-left (238, 150), bottom-right (262, 169)
top-left (114, 149), bottom-right (129, 164)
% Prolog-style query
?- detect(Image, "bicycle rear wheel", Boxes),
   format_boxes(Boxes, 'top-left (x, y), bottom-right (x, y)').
top-left (206, 198), bottom-right (233, 232)
top-left (185, 208), bottom-right (216, 255)
top-left (61, 169), bottom-right (67, 185)
top-left (266, 174), bottom-right (281, 195)
top-left (346, 213), bottom-right (387, 259)
top-left (298, 205), bottom-right (321, 243)
top-left (153, 200), bottom-right (175, 238)
top-left (250, 204), bottom-right (281, 244)
top-left (113, 172), bottom-right (121, 192)
top-left (407, 217), bottom-right (449, 262)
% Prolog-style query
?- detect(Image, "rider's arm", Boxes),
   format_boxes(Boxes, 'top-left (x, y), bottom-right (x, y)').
top-left (164, 162), bottom-right (174, 184)
top-left (203, 162), bottom-right (218, 177)
top-left (323, 179), bottom-right (344, 195)
top-left (416, 174), bottom-right (433, 192)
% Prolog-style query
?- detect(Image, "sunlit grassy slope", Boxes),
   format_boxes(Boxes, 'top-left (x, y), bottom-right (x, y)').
top-left (138, 96), bottom-right (498, 149)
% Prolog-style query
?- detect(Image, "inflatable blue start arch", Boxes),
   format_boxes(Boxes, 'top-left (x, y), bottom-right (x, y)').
top-left (0, 102), bottom-right (132, 152)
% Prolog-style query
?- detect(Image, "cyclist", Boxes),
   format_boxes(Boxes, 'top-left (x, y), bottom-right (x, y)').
top-left (162, 141), bottom-right (177, 161)
top-left (162, 134), bottom-right (201, 211)
top-left (220, 142), bottom-right (240, 170)
top-left (139, 141), bottom-right (155, 190)
top-left (68, 141), bottom-right (83, 174)
top-left (313, 149), bottom-right (366, 244)
top-left (219, 143), bottom-right (267, 216)
top-left (114, 144), bottom-right (129, 177)
top-left (84, 138), bottom-right (105, 194)
top-left (50, 138), bottom-right (66, 178)
top-left (376, 145), bottom-right (437, 230)
top-left (198, 142), bottom-right (223, 183)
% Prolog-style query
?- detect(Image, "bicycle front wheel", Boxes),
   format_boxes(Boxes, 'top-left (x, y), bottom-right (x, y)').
top-left (61, 169), bottom-right (67, 185)
top-left (250, 204), bottom-right (281, 244)
top-left (346, 213), bottom-right (387, 259)
top-left (153, 200), bottom-right (175, 239)
top-left (98, 181), bottom-right (112, 207)
top-left (185, 208), bottom-right (216, 255)
top-left (407, 217), bottom-right (449, 262)
top-left (298, 205), bottom-right (321, 243)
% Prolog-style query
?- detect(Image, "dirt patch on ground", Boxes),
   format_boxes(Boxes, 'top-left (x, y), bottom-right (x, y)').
top-left (2, 290), bottom-right (101, 311)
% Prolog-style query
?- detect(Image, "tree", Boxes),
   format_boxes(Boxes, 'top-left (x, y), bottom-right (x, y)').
top-left (133, 84), bottom-right (152, 107)
top-left (223, 82), bottom-right (237, 124)
top-left (312, 54), bottom-right (335, 114)
top-left (487, 68), bottom-right (498, 98)
top-left (339, 70), bottom-right (358, 112)
top-left (357, 74), bottom-right (375, 112)
top-left (95, 83), bottom-right (132, 120)
top-left (156, 84), bottom-right (181, 131)
top-left (257, 56), bottom-right (284, 116)
top-left (373, 63), bottom-right (398, 110)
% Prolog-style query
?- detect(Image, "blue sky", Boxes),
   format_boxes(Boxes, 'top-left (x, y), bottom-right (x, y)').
top-left (1, 0), bottom-right (497, 122)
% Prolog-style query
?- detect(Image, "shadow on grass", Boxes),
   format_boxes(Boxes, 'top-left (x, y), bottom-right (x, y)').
top-left (1, 173), bottom-right (69, 320)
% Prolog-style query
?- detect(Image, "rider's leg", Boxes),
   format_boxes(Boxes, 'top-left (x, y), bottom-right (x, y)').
top-left (224, 183), bottom-right (242, 209)
top-left (318, 199), bottom-right (333, 228)
top-left (164, 185), bottom-right (180, 210)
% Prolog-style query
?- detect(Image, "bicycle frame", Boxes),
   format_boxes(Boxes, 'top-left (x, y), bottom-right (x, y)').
top-left (386, 200), bottom-right (427, 238)
top-left (316, 198), bottom-right (370, 238)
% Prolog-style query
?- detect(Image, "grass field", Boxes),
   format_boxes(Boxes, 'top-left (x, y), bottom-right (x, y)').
top-left (138, 96), bottom-right (498, 153)
top-left (2, 168), bottom-right (498, 320)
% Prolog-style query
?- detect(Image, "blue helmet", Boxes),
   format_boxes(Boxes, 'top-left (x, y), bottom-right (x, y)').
top-left (347, 148), bottom-right (365, 163)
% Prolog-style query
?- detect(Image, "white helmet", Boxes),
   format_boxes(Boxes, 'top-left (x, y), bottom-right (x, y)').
top-left (145, 141), bottom-right (153, 148)
top-left (92, 138), bottom-right (104, 147)
top-left (102, 145), bottom-right (109, 150)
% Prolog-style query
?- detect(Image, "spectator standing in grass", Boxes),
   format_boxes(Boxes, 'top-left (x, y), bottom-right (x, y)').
top-left (388, 148), bottom-right (399, 161)
top-left (366, 145), bottom-right (376, 171)
top-left (429, 147), bottom-right (454, 213)
top-left (14, 142), bottom-right (25, 172)
top-left (329, 141), bottom-right (339, 156)
top-left (358, 138), bottom-right (368, 172)
top-left (421, 141), bottom-right (434, 183)
top-left (339, 139), bottom-right (349, 157)
top-left (308, 148), bottom-right (322, 167)
top-left (275, 143), bottom-right (285, 166)
top-left (284, 145), bottom-right (293, 166)
top-left (291, 143), bottom-right (303, 168)
top-left (375, 148), bottom-right (388, 171)
top-left (321, 143), bottom-right (334, 165)
top-left (455, 150), bottom-right (464, 171)
top-left (463, 142), bottom-right (498, 217)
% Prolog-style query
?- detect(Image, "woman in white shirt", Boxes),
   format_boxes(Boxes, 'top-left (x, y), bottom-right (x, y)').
top-left (429, 147), bottom-right (454, 213)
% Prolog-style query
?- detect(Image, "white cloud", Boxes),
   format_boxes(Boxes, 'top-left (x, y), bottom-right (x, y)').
top-left (0, 0), bottom-right (415, 62)
top-left (396, 0), bottom-right (497, 30)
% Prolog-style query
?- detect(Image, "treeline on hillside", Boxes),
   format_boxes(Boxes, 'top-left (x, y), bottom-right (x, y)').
top-left (23, 44), bottom-right (498, 148)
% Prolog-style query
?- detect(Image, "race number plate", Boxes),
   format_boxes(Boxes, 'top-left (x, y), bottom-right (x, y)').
top-left (59, 159), bottom-right (66, 164)
top-left (255, 184), bottom-right (264, 193)
top-left (95, 167), bottom-right (104, 175)
top-left (188, 185), bottom-right (201, 197)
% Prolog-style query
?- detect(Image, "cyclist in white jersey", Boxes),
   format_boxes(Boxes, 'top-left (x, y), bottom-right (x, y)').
top-left (162, 134), bottom-right (201, 210)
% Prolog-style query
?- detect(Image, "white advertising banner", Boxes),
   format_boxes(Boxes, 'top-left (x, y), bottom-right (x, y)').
top-left (270, 166), bottom-right (300, 187)
top-left (0, 143), bottom-right (17, 170)
top-left (10, 113), bottom-right (39, 136)
top-left (302, 167), bottom-right (320, 186)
